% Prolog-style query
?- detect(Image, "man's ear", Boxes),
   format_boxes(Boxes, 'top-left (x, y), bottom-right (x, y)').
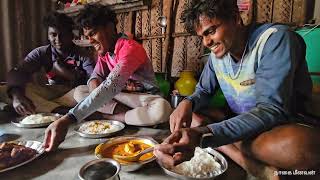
top-left (106, 22), bottom-right (116, 34)
top-left (237, 12), bottom-right (244, 26)
top-left (232, 12), bottom-right (243, 27)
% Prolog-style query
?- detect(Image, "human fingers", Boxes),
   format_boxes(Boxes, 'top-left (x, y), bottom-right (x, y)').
top-left (172, 143), bottom-right (195, 162)
top-left (179, 129), bottom-right (191, 144)
top-left (172, 152), bottom-right (185, 165)
top-left (20, 104), bottom-right (32, 115)
top-left (43, 128), bottom-right (52, 151)
top-left (21, 103), bottom-right (34, 115)
top-left (154, 149), bottom-right (175, 168)
top-left (15, 106), bottom-right (24, 115)
top-left (173, 115), bottom-right (187, 132)
top-left (179, 129), bottom-right (202, 148)
top-left (45, 118), bottom-right (70, 151)
top-left (25, 100), bottom-right (36, 114)
top-left (169, 114), bottom-right (176, 133)
top-left (170, 114), bottom-right (183, 133)
top-left (163, 131), bottom-right (182, 144)
top-left (185, 116), bottom-right (192, 128)
top-left (154, 144), bottom-right (176, 155)
top-left (155, 142), bottom-right (192, 159)
top-left (46, 128), bottom-right (59, 151)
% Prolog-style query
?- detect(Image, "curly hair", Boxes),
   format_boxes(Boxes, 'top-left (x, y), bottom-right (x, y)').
top-left (181, 0), bottom-right (239, 33)
top-left (76, 4), bottom-right (117, 29)
top-left (43, 12), bottom-right (74, 32)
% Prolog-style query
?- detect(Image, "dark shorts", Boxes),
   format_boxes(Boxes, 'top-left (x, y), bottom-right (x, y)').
top-left (292, 113), bottom-right (320, 127)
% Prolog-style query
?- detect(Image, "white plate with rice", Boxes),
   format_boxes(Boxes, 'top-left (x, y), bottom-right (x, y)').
top-left (11, 113), bottom-right (61, 128)
top-left (74, 120), bottom-right (125, 138)
top-left (160, 147), bottom-right (228, 180)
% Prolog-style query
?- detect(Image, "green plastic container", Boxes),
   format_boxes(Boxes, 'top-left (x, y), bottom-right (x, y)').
top-left (296, 27), bottom-right (320, 85)
top-left (210, 88), bottom-right (226, 108)
top-left (155, 72), bottom-right (170, 98)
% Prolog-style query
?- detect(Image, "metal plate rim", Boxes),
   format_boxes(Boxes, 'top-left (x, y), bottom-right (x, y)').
top-left (0, 140), bottom-right (45, 173)
top-left (78, 158), bottom-right (121, 180)
top-left (160, 147), bottom-right (228, 180)
top-left (74, 120), bottom-right (125, 138)
top-left (94, 136), bottom-right (158, 165)
top-left (11, 113), bottom-right (61, 128)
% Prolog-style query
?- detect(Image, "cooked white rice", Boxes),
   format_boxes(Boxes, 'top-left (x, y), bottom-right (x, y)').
top-left (172, 147), bottom-right (222, 178)
top-left (20, 114), bottom-right (57, 124)
top-left (79, 121), bottom-right (121, 134)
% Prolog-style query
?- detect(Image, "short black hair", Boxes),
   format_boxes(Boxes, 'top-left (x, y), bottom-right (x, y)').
top-left (76, 4), bottom-right (117, 29)
top-left (181, 0), bottom-right (239, 33)
top-left (43, 12), bottom-right (74, 32)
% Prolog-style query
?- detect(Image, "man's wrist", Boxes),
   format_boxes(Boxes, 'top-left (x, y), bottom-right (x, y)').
top-left (180, 99), bottom-right (193, 109)
top-left (9, 87), bottom-right (25, 99)
top-left (66, 113), bottom-right (78, 123)
top-left (183, 98), bottom-right (195, 111)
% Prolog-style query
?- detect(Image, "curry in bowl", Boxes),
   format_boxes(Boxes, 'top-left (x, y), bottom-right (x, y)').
top-left (95, 138), bottom-right (155, 164)
top-left (95, 137), bottom-right (158, 171)
top-left (102, 140), bottom-right (153, 163)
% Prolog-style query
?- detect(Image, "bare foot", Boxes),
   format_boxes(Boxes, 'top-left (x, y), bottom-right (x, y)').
top-left (102, 113), bottom-right (125, 122)
top-left (216, 144), bottom-right (280, 180)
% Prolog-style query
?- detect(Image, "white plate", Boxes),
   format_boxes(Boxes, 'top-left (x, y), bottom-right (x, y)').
top-left (160, 147), bottom-right (228, 180)
top-left (0, 140), bottom-right (45, 173)
top-left (11, 113), bottom-right (61, 128)
top-left (74, 120), bottom-right (125, 138)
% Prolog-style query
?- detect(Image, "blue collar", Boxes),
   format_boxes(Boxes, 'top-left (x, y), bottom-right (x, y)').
top-left (247, 23), bottom-right (275, 51)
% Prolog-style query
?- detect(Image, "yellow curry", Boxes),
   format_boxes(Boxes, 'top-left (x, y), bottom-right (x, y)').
top-left (101, 140), bottom-right (154, 163)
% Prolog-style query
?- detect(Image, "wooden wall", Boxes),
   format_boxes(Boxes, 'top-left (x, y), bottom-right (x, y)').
top-left (115, 0), bottom-right (311, 77)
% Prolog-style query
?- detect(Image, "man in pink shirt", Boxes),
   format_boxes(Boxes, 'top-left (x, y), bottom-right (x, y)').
top-left (43, 4), bottom-right (172, 151)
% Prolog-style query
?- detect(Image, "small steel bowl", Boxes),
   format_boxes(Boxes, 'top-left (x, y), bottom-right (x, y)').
top-left (79, 158), bottom-right (120, 180)
top-left (171, 94), bottom-right (186, 108)
top-left (95, 136), bottom-right (158, 172)
top-left (159, 147), bottom-right (228, 180)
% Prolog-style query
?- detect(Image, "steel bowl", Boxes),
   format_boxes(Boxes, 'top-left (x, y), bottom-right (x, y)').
top-left (95, 136), bottom-right (158, 172)
top-left (159, 147), bottom-right (228, 180)
top-left (79, 158), bottom-right (120, 180)
top-left (171, 94), bottom-right (186, 108)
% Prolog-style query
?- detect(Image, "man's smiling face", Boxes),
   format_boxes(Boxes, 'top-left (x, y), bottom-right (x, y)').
top-left (83, 23), bottom-right (115, 55)
top-left (195, 15), bottom-right (238, 58)
top-left (48, 26), bottom-right (73, 53)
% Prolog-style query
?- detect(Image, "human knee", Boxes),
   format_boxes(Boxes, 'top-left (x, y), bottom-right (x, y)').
top-left (248, 124), bottom-right (320, 169)
top-left (73, 85), bottom-right (89, 102)
top-left (148, 98), bottom-right (172, 124)
top-left (124, 98), bottom-right (171, 126)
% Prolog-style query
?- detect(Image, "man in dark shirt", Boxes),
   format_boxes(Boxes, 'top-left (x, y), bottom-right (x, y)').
top-left (0, 12), bottom-right (95, 115)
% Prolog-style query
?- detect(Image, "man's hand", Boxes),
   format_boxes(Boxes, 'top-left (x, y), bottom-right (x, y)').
top-left (154, 127), bottom-right (210, 168)
top-left (169, 99), bottom-right (193, 132)
top-left (43, 114), bottom-right (74, 152)
top-left (12, 94), bottom-right (36, 115)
